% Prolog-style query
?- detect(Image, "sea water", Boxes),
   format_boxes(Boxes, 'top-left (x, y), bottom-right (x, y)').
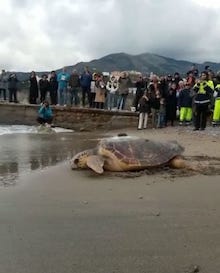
top-left (0, 125), bottom-right (98, 186)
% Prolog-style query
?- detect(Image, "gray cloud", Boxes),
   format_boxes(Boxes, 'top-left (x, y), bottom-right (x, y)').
top-left (0, 0), bottom-right (220, 71)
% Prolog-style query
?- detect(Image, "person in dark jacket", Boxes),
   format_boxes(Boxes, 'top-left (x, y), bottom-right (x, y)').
top-left (173, 72), bottom-right (182, 89)
top-left (29, 71), bottom-right (39, 104)
top-left (147, 74), bottom-right (161, 127)
top-left (117, 72), bottom-right (132, 110)
top-left (8, 73), bottom-right (19, 103)
top-left (193, 71), bottom-right (214, 130)
top-left (137, 92), bottom-right (150, 129)
top-left (159, 76), bottom-right (169, 98)
top-left (157, 98), bottom-right (166, 128)
top-left (49, 71), bottom-right (58, 105)
top-left (80, 66), bottom-right (92, 107)
top-left (178, 83), bottom-right (193, 125)
top-left (165, 82), bottom-right (177, 126)
top-left (39, 74), bottom-right (50, 103)
top-left (133, 75), bottom-right (146, 111)
top-left (69, 69), bottom-right (80, 106)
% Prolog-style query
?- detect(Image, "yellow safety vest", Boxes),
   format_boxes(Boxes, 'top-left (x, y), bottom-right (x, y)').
top-left (215, 83), bottom-right (220, 90)
top-left (194, 80), bottom-right (214, 94)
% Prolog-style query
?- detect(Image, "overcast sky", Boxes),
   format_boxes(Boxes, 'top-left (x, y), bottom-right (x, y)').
top-left (1, 0), bottom-right (220, 72)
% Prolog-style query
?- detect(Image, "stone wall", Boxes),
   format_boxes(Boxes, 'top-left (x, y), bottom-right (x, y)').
top-left (0, 103), bottom-right (138, 131)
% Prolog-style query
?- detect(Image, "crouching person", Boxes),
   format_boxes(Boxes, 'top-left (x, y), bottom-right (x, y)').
top-left (37, 100), bottom-right (53, 127)
top-left (137, 92), bottom-right (150, 130)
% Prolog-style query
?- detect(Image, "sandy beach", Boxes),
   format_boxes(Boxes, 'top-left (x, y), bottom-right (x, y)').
top-left (0, 126), bottom-right (220, 273)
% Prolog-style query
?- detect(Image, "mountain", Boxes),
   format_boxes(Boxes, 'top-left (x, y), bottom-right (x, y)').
top-left (65, 52), bottom-right (220, 76)
top-left (66, 52), bottom-right (192, 75)
top-left (14, 52), bottom-right (220, 81)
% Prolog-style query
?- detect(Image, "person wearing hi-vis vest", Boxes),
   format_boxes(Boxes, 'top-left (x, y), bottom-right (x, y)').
top-left (192, 71), bottom-right (214, 131)
top-left (178, 82), bottom-right (193, 125)
top-left (212, 73), bottom-right (220, 126)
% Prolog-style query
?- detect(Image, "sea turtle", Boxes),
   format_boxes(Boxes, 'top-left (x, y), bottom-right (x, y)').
top-left (70, 134), bottom-right (189, 174)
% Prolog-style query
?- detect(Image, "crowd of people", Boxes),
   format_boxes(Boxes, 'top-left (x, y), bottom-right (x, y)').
top-left (0, 70), bottom-right (19, 103)
top-left (136, 68), bottom-right (220, 131)
top-left (1, 64), bottom-right (220, 130)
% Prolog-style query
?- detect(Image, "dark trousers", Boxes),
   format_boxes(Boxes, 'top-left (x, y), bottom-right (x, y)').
top-left (40, 89), bottom-right (47, 102)
top-left (81, 86), bottom-right (92, 107)
top-left (9, 88), bottom-right (18, 102)
top-left (50, 90), bottom-right (57, 105)
top-left (70, 88), bottom-right (79, 106)
top-left (37, 117), bottom-right (53, 125)
top-left (90, 92), bottom-right (96, 108)
top-left (133, 90), bottom-right (144, 110)
top-left (95, 102), bottom-right (104, 109)
top-left (0, 88), bottom-right (7, 100)
top-left (194, 103), bottom-right (208, 129)
top-left (29, 97), bottom-right (37, 104)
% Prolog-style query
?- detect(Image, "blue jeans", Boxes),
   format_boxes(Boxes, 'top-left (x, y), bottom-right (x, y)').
top-left (117, 94), bottom-right (127, 110)
top-left (106, 92), bottom-right (117, 110)
top-left (58, 87), bottom-right (67, 105)
top-left (157, 112), bottom-right (165, 128)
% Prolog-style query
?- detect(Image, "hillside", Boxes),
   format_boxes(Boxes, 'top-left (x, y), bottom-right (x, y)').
top-left (65, 52), bottom-right (220, 75)
top-left (14, 52), bottom-right (220, 81)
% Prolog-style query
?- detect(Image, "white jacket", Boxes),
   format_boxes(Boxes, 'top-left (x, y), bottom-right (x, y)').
top-left (106, 78), bottom-right (119, 94)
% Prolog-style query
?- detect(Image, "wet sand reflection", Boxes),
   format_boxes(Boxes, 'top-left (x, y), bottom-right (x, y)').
top-left (0, 132), bottom-right (100, 186)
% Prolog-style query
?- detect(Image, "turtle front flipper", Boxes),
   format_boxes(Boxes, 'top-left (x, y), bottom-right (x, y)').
top-left (86, 155), bottom-right (105, 174)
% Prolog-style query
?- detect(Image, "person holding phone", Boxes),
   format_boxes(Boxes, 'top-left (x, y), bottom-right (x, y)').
top-left (37, 100), bottom-right (53, 127)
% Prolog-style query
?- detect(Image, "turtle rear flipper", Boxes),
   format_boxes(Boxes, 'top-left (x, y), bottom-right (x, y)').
top-left (87, 155), bottom-right (105, 174)
top-left (169, 156), bottom-right (186, 169)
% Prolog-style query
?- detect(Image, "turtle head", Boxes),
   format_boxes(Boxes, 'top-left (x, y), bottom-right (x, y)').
top-left (70, 149), bottom-right (94, 169)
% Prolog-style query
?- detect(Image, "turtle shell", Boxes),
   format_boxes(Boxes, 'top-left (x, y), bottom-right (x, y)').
top-left (98, 136), bottom-right (184, 169)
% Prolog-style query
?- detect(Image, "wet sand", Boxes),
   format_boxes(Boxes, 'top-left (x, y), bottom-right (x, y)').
top-left (0, 127), bottom-right (220, 273)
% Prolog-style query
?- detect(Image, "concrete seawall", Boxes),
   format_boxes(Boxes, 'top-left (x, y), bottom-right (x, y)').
top-left (0, 103), bottom-right (138, 131)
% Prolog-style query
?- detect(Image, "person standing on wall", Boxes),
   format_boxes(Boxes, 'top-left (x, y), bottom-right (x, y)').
top-left (49, 71), bottom-right (58, 105)
top-left (90, 73), bottom-right (98, 108)
top-left (106, 75), bottom-right (119, 110)
top-left (8, 73), bottom-right (19, 103)
top-left (80, 66), bottom-right (92, 107)
top-left (29, 71), bottom-right (39, 104)
top-left (57, 67), bottom-right (70, 106)
top-left (0, 69), bottom-right (8, 101)
top-left (69, 69), bottom-right (80, 106)
top-left (94, 73), bottom-right (106, 109)
top-left (117, 71), bottom-right (131, 110)
top-left (39, 74), bottom-right (50, 103)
